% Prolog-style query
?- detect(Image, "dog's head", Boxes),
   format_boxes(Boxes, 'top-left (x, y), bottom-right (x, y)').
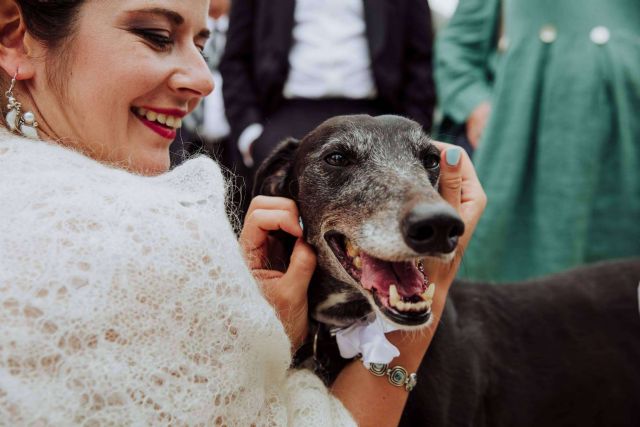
top-left (254, 115), bottom-right (463, 329)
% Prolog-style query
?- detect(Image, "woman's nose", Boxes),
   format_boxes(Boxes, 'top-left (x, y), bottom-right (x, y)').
top-left (170, 50), bottom-right (215, 98)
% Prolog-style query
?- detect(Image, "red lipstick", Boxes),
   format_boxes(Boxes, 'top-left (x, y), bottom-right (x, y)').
top-left (136, 115), bottom-right (177, 140)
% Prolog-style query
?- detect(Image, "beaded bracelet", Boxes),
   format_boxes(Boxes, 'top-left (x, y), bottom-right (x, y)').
top-left (367, 362), bottom-right (418, 392)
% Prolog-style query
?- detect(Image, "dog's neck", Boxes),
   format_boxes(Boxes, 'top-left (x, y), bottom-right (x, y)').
top-left (309, 268), bottom-right (373, 328)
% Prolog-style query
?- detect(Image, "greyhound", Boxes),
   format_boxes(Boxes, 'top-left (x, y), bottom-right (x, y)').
top-left (253, 114), bottom-right (640, 427)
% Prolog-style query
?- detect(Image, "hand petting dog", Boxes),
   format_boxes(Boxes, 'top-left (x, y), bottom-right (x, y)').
top-left (424, 142), bottom-right (487, 315)
top-left (240, 127), bottom-right (487, 426)
top-left (240, 195), bottom-right (316, 353)
top-left (240, 142), bottom-right (485, 360)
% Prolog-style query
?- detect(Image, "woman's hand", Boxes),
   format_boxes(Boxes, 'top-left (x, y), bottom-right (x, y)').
top-left (240, 196), bottom-right (316, 352)
top-left (399, 140), bottom-right (485, 333)
top-left (425, 142), bottom-right (487, 295)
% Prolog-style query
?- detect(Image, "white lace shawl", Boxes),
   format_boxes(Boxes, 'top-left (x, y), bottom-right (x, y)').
top-left (0, 133), bottom-right (355, 426)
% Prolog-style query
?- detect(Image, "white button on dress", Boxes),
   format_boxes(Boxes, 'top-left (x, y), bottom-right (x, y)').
top-left (539, 25), bottom-right (557, 43)
top-left (590, 26), bottom-right (610, 45)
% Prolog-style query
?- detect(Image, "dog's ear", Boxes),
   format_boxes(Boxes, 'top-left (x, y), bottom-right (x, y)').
top-left (252, 137), bottom-right (300, 199)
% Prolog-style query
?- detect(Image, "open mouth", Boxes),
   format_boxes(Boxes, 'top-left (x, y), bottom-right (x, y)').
top-left (326, 233), bottom-right (434, 326)
top-left (132, 107), bottom-right (183, 140)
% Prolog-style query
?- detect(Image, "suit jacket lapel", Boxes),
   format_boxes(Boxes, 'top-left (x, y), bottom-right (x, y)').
top-left (364, 0), bottom-right (387, 62)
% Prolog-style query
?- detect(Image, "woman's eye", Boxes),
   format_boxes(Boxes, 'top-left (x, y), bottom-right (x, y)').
top-left (325, 152), bottom-right (350, 167)
top-left (422, 154), bottom-right (440, 170)
top-left (133, 29), bottom-right (173, 50)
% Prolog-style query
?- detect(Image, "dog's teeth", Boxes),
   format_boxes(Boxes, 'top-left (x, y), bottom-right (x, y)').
top-left (389, 284), bottom-right (433, 313)
top-left (389, 285), bottom-right (400, 307)
top-left (345, 239), bottom-right (360, 258)
top-left (421, 283), bottom-right (436, 303)
top-left (353, 256), bottom-right (362, 270)
top-left (388, 283), bottom-right (435, 313)
top-left (427, 282), bottom-right (436, 297)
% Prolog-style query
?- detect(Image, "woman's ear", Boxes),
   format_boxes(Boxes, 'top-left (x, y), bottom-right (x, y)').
top-left (0, 0), bottom-right (35, 80)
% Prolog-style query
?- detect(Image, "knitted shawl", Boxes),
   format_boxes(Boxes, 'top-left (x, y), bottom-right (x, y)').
top-left (0, 132), bottom-right (354, 426)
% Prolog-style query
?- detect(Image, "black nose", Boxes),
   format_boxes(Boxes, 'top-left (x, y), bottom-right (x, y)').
top-left (401, 203), bottom-right (465, 254)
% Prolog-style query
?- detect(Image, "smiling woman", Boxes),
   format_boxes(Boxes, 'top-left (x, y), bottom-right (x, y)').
top-left (0, 1), bottom-right (485, 426)
top-left (1, 0), bottom-right (213, 175)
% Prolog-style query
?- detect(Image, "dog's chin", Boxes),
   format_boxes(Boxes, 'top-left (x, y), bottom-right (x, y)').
top-left (369, 296), bottom-right (434, 330)
top-left (324, 232), bottom-right (436, 328)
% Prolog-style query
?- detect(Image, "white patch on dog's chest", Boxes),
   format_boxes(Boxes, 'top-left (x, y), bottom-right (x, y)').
top-left (316, 292), bottom-right (350, 313)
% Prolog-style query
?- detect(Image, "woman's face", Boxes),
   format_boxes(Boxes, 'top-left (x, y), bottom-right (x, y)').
top-left (28, 0), bottom-right (214, 175)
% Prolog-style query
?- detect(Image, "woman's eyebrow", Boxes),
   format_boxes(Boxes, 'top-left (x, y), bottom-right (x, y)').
top-left (128, 7), bottom-right (184, 25)
top-left (125, 7), bottom-right (211, 38)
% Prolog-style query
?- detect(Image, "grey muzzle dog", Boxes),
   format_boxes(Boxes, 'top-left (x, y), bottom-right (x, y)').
top-left (254, 114), bottom-right (463, 329)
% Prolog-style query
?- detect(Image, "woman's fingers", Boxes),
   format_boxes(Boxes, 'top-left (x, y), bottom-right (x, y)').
top-left (257, 238), bottom-right (315, 350)
top-left (261, 239), bottom-right (315, 304)
top-left (242, 208), bottom-right (302, 241)
top-left (280, 238), bottom-right (317, 296)
top-left (240, 199), bottom-right (303, 256)
top-left (432, 141), bottom-right (486, 250)
top-left (245, 195), bottom-right (299, 217)
top-left (456, 154), bottom-right (487, 250)
top-left (437, 145), bottom-right (463, 211)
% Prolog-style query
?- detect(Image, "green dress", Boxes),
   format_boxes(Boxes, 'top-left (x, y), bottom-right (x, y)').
top-left (436, 0), bottom-right (640, 282)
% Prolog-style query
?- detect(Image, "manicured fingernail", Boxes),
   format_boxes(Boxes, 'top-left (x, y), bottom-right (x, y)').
top-left (446, 147), bottom-right (462, 166)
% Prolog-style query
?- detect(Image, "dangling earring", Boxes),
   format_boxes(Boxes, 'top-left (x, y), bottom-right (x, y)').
top-left (5, 71), bottom-right (39, 139)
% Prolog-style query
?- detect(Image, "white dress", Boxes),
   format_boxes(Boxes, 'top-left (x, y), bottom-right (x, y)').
top-left (0, 132), bottom-right (355, 426)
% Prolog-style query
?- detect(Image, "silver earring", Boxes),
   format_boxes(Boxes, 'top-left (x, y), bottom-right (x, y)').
top-left (5, 71), bottom-right (39, 139)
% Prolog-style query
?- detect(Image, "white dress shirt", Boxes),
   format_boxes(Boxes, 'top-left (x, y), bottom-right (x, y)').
top-left (201, 15), bottom-right (230, 140)
top-left (239, 0), bottom-right (378, 166)
top-left (283, 0), bottom-right (377, 99)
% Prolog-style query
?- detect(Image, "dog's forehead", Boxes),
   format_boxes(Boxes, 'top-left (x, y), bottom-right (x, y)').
top-left (301, 115), bottom-right (430, 155)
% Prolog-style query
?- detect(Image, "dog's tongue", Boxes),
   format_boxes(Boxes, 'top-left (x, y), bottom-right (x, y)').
top-left (360, 252), bottom-right (424, 296)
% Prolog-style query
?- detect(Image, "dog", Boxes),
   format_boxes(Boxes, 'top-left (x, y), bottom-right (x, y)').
top-left (254, 114), bottom-right (640, 426)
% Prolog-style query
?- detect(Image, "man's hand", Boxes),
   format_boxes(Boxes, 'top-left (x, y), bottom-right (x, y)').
top-left (466, 101), bottom-right (491, 148)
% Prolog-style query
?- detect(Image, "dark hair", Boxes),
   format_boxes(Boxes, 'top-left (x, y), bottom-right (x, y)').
top-left (17, 0), bottom-right (86, 49)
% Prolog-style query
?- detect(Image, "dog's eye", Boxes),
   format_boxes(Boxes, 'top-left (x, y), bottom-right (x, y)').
top-left (325, 152), bottom-right (350, 167)
top-left (422, 154), bottom-right (440, 170)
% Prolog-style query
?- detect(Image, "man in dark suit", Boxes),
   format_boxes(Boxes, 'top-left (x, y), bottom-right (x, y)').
top-left (219, 0), bottom-right (436, 171)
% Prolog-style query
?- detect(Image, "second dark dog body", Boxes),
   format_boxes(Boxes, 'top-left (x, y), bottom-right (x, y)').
top-left (403, 260), bottom-right (640, 427)
top-left (254, 114), bottom-right (640, 426)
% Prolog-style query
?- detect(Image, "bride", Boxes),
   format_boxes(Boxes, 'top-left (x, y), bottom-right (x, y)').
top-left (0, 1), bottom-right (485, 425)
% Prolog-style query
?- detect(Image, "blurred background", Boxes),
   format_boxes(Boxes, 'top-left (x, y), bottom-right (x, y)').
top-left (171, 0), bottom-right (640, 284)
